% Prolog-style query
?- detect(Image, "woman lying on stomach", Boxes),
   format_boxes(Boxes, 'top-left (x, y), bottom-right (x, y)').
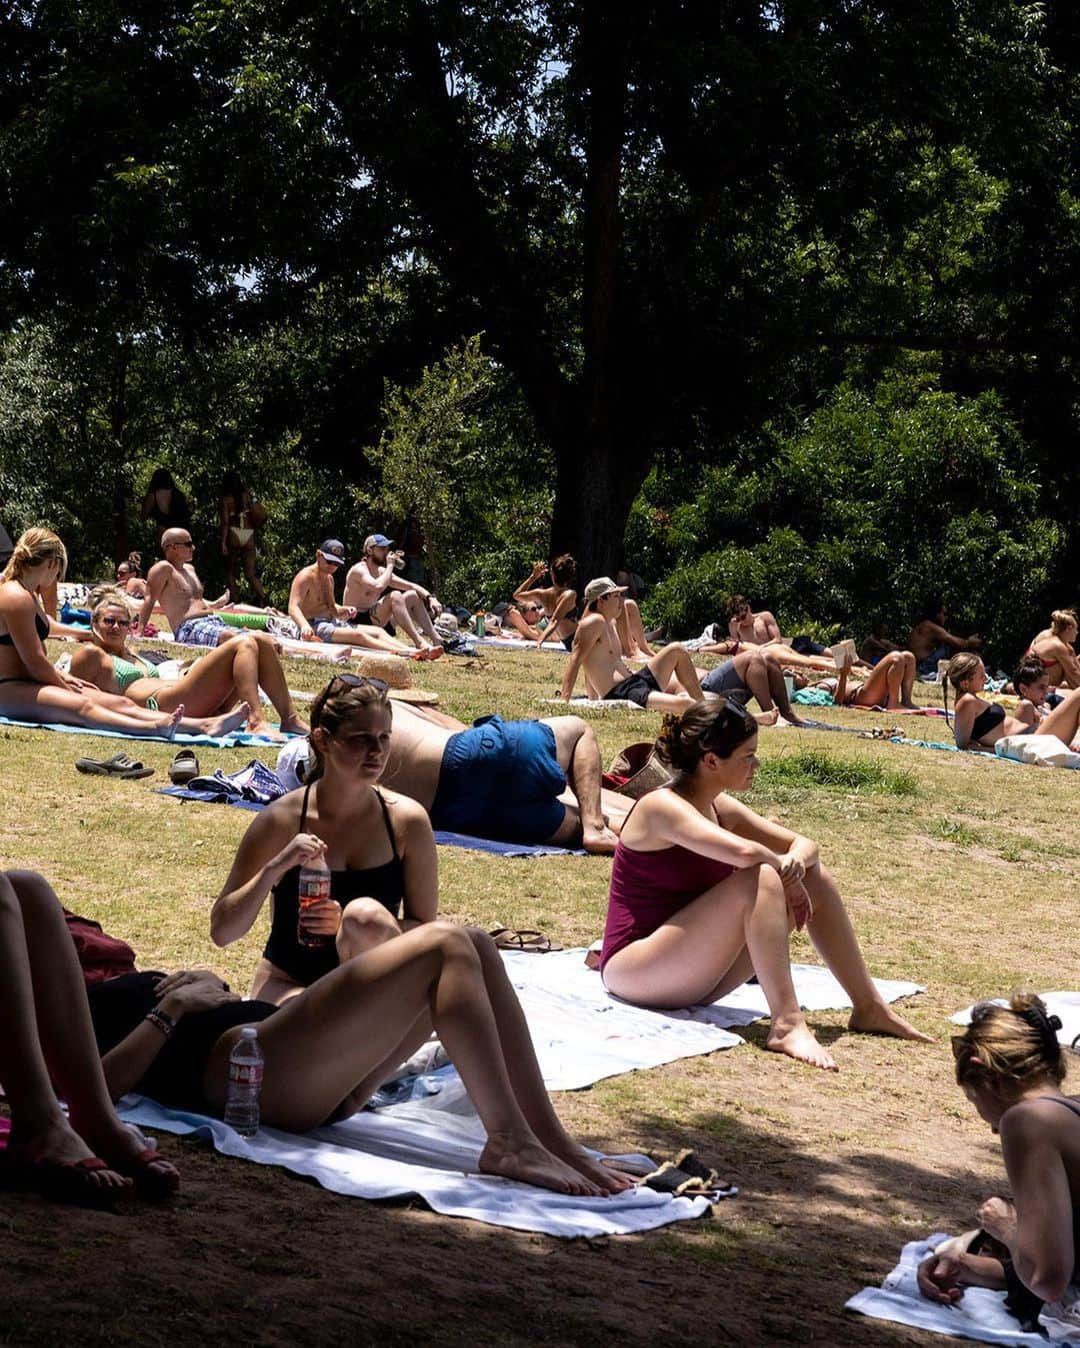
top-left (8, 867), bottom-right (629, 1197)
top-left (918, 994), bottom-right (1080, 1336)
top-left (947, 653), bottom-right (1080, 751)
top-left (598, 700), bottom-right (931, 1070)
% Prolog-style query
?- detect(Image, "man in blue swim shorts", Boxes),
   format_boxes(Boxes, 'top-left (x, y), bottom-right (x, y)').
top-left (370, 702), bottom-right (626, 853)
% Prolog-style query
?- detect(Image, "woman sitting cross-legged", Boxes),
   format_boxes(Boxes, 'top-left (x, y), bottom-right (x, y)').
top-left (947, 653), bottom-right (1080, 751)
top-left (0, 528), bottom-right (215, 739)
top-left (0, 867), bottom-right (179, 1204)
top-left (8, 868), bottom-right (629, 1197)
top-left (71, 587), bottom-right (304, 740)
top-left (211, 674), bottom-right (437, 1005)
top-left (598, 700), bottom-right (931, 1070)
top-left (917, 994), bottom-right (1080, 1337)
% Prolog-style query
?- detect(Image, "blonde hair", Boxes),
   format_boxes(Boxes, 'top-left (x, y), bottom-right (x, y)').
top-left (1, 528), bottom-right (68, 584)
top-left (88, 586), bottom-right (135, 623)
top-left (954, 992), bottom-right (1065, 1094)
top-left (1051, 609), bottom-right (1079, 636)
top-left (947, 650), bottom-right (982, 692)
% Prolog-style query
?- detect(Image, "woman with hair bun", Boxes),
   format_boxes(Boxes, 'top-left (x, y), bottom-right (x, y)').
top-left (918, 994), bottom-right (1080, 1334)
top-left (211, 674), bottom-right (438, 1004)
top-left (598, 700), bottom-right (930, 1069)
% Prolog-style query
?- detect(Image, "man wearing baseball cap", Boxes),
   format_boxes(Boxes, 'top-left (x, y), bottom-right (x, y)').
top-left (286, 540), bottom-right (420, 655)
top-left (559, 576), bottom-right (711, 709)
top-left (343, 534), bottom-right (444, 654)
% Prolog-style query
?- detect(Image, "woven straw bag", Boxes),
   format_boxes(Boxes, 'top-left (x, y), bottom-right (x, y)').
top-left (607, 742), bottom-right (673, 798)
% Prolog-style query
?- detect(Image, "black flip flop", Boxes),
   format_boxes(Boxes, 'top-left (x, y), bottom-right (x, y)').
top-left (75, 753), bottom-right (154, 781)
top-left (168, 748), bottom-right (200, 785)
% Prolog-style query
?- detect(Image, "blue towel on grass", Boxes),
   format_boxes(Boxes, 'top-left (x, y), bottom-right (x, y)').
top-left (0, 713), bottom-right (293, 748)
top-left (158, 785), bottom-right (586, 855)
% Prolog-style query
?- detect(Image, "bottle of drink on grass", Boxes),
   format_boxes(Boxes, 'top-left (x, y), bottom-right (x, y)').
top-left (297, 848), bottom-right (332, 949)
top-left (224, 1027), bottom-right (264, 1137)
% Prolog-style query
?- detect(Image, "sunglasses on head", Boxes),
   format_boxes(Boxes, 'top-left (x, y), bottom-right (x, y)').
top-left (326, 673), bottom-right (389, 695)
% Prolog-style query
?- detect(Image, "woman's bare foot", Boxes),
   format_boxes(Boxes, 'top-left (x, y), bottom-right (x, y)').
top-left (766, 1021), bottom-right (837, 1071)
top-left (478, 1132), bottom-right (604, 1196)
top-left (755, 709), bottom-right (780, 727)
top-left (77, 1120), bottom-right (180, 1194)
top-left (551, 1142), bottom-right (634, 1194)
top-left (582, 823), bottom-right (619, 855)
top-left (279, 713), bottom-right (310, 736)
top-left (205, 702), bottom-right (250, 738)
top-left (246, 716), bottom-right (286, 741)
top-left (153, 705), bottom-right (184, 739)
top-left (849, 1000), bottom-right (934, 1042)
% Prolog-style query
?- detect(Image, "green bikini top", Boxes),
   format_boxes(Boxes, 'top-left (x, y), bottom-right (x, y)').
top-left (112, 654), bottom-right (158, 693)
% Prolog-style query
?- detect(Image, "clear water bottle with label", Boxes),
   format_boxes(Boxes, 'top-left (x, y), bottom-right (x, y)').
top-left (297, 850), bottom-right (331, 949)
top-left (223, 1027), bottom-right (264, 1137)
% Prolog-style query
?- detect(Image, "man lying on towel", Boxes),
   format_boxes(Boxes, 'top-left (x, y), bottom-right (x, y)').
top-left (283, 701), bottom-right (627, 854)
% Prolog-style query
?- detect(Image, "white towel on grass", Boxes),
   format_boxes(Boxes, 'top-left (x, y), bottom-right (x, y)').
top-left (119, 1072), bottom-right (710, 1239)
top-left (846, 1234), bottom-right (1049, 1346)
top-left (952, 993), bottom-right (1080, 1052)
top-left (494, 951), bottom-right (922, 1088)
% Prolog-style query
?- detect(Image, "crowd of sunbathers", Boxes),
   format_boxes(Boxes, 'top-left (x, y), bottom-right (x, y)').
top-left (3, 521), bottom-right (1080, 1335)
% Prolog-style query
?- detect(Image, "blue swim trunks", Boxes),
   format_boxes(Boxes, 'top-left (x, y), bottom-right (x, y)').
top-left (312, 617), bottom-right (348, 642)
top-left (430, 715), bottom-right (567, 844)
top-left (701, 659), bottom-right (750, 701)
top-left (174, 614), bottom-right (226, 648)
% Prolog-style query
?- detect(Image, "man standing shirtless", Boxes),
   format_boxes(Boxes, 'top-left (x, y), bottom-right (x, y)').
top-left (137, 527), bottom-right (307, 734)
top-left (559, 578), bottom-right (710, 710)
top-left (343, 534), bottom-right (444, 654)
top-left (287, 539), bottom-right (431, 658)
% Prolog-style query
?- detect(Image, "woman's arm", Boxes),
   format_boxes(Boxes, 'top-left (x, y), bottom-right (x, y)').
top-left (1050, 640), bottom-right (1080, 690)
top-left (99, 972), bottom-right (239, 1100)
top-left (951, 694), bottom-right (979, 750)
top-left (219, 497), bottom-right (232, 555)
top-left (536, 589), bottom-right (576, 647)
top-left (0, 593), bottom-right (69, 686)
top-left (712, 793), bottom-right (820, 869)
top-left (139, 491), bottom-right (155, 522)
top-left (993, 1104), bottom-right (1077, 1304)
top-left (69, 644), bottom-right (112, 690)
top-left (394, 797), bottom-right (439, 930)
top-left (513, 564), bottom-right (547, 602)
top-left (209, 802), bottom-right (317, 947)
top-left (637, 791), bottom-right (790, 872)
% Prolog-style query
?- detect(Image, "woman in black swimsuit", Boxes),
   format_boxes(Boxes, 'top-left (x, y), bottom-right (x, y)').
top-left (0, 529), bottom-right (188, 736)
top-left (10, 868), bottom-right (630, 1198)
top-left (211, 675), bottom-right (439, 1003)
top-left (918, 993), bottom-right (1080, 1335)
top-left (947, 652), bottom-right (1080, 751)
top-left (512, 554), bottom-right (580, 650)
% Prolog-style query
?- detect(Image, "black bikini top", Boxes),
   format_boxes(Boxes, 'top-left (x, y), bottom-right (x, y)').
top-left (969, 701), bottom-right (1005, 743)
top-left (262, 783), bottom-right (405, 986)
top-left (0, 608), bottom-right (49, 647)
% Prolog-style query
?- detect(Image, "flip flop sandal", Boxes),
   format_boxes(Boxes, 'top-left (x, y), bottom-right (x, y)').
top-left (75, 753), bottom-right (154, 780)
top-left (115, 1146), bottom-right (180, 1200)
top-left (643, 1150), bottom-right (739, 1200)
top-left (168, 748), bottom-right (200, 785)
top-left (1, 1152), bottom-right (131, 1209)
top-left (487, 927), bottom-right (563, 953)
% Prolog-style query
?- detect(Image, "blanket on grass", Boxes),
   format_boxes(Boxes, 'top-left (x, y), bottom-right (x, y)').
top-left (157, 785), bottom-right (587, 855)
top-left (118, 1075), bottom-right (710, 1239)
top-left (0, 713), bottom-right (293, 748)
top-left (846, 1234), bottom-right (1054, 1346)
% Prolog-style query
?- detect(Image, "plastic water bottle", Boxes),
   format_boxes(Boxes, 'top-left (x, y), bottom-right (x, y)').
top-left (297, 849), bottom-right (331, 949)
top-left (223, 1027), bottom-right (264, 1136)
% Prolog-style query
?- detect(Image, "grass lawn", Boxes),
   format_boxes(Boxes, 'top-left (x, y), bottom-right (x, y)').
top-left (2, 645), bottom-right (1077, 1346)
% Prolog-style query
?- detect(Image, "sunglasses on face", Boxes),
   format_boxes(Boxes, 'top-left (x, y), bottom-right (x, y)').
top-left (98, 616), bottom-right (131, 628)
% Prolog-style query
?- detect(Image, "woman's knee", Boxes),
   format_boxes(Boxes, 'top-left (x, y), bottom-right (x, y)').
top-left (338, 897), bottom-right (399, 942)
top-left (430, 919), bottom-right (481, 964)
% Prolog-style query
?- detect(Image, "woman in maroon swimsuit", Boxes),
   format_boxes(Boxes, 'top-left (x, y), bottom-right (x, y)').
top-left (599, 700), bottom-right (930, 1070)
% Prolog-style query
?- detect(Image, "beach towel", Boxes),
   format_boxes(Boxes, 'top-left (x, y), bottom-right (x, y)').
top-left (995, 734), bottom-right (1080, 769)
top-left (0, 713), bottom-right (293, 748)
top-left (117, 1074), bottom-right (710, 1239)
top-left (846, 1233), bottom-right (1048, 1346)
top-left (157, 785), bottom-right (587, 854)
